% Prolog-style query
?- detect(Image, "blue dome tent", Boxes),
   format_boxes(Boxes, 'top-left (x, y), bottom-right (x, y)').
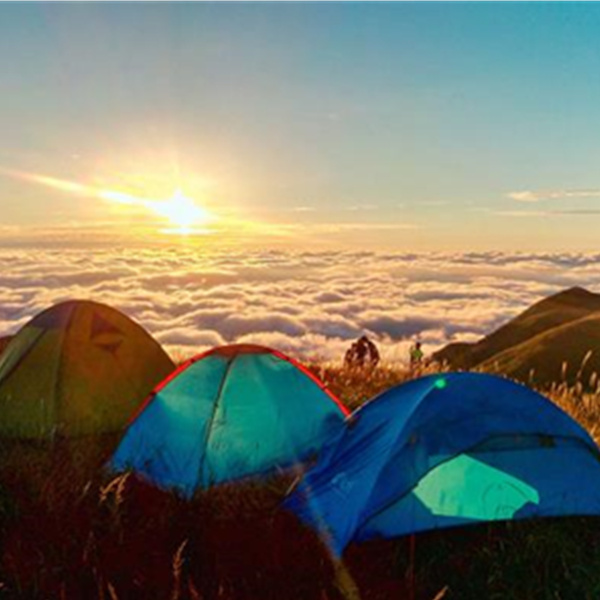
top-left (109, 344), bottom-right (348, 496)
top-left (285, 373), bottom-right (600, 555)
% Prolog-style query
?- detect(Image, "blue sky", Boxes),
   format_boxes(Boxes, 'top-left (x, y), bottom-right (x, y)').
top-left (1, 3), bottom-right (600, 250)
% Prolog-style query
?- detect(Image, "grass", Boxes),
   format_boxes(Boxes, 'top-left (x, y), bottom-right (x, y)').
top-left (1, 360), bottom-right (600, 599)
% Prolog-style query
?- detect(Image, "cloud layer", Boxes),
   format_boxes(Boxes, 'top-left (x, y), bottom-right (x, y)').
top-left (1, 248), bottom-right (599, 363)
top-left (508, 189), bottom-right (600, 203)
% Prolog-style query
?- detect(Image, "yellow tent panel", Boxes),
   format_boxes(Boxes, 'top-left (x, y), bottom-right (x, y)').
top-left (0, 300), bottom-right (175, 439)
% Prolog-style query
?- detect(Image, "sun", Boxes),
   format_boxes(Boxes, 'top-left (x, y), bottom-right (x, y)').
top-left (150, 189), bottom-right (214, 234)
top-left (0, 167), bottom-right (217, 236)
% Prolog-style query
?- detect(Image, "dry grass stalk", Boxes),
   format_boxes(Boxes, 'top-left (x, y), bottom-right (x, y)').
top-left (576, 350), bottom-right (594, 382)
top-left (107, 582), bottom-right (119, 600)
top-left (99, 473), bottom-right (130, 507)
top-left (171, 539), bottom-right (189, 600)
top-left (432, 586), bottom-right (449, 600)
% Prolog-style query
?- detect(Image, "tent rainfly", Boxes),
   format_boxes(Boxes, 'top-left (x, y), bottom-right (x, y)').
top-left (110, 344), bottom-right (349, 495)
top-left (0, 300), bottom-right (175, 439)
top-left (285, 372), bottom-right (600, 555)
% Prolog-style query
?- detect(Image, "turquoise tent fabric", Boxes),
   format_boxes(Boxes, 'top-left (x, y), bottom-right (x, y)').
top-left (285, 373), bottom-right (600, 555)
top-left (110, 344), bottom-right (348, 495)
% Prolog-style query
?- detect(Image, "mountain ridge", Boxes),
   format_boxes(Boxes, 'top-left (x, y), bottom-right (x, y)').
top-left (434, 286), bottom-right (600, 388)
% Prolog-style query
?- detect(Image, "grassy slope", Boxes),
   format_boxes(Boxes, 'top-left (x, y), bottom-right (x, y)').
top-left (0, 337), bottom-right (12, 356)
top-left (478, 313), bottom-right (600, 388)
top-left (3, 291), bottom-right (600, 598)
top-left (434, 287), bottom-right (600, 386)
top-left (2, 362), bottom-right (600, 599)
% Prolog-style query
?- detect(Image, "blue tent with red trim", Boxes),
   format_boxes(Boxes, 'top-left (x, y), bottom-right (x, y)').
top-left (285, 372), bottom-right (600, 555)
top-left (109, 344), bottom-right (348, 495)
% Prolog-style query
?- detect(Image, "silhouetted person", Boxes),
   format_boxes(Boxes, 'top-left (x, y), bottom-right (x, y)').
top-left (409, 341), bottom-right (424, 370)
top-left (344, 335), bottom-right (380, 370)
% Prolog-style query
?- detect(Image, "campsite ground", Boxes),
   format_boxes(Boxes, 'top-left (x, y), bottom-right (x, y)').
top-left (1, 362), bottom-right (600, 600)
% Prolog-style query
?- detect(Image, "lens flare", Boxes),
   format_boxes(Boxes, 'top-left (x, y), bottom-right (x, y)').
top-left (0, 167), bottom-right (215, 235)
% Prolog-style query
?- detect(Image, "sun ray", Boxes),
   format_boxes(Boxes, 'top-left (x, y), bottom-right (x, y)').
top-left (0, 167), bottom-right (215, 235)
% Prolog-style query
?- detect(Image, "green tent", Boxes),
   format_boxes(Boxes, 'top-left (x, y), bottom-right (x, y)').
top-left (0, 300), bottom-right (175, 439)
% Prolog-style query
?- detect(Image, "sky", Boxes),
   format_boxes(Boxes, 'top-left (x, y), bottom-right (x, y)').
top-left (1, 3), bottom-right (600, 251)
top-left (2, 4), bottom-right (600, 359)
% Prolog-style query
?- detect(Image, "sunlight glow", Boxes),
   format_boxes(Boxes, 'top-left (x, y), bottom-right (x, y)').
top-left (152, 189), bottom-right (213, 233)
top-left (100, 187), bottom-right (214, 234)
top-left (2, 168), bottom-right (216, 236)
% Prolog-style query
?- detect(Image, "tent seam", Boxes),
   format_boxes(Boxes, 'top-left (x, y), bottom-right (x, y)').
top-left (53, 304), bottom-right (76, 440)
top-left (197, 354), bottom-right (237, 489)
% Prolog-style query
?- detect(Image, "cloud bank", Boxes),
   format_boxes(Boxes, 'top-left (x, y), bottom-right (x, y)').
top-left (508, 189), bottom-right (600, 203)
top-left (1, 248), bottom-right (598, 363)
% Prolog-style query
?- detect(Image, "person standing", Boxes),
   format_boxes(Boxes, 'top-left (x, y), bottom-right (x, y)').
top-left (409, 341), bottom-right (424, 370)
top-left (344, 335), bottom-right (380, 369)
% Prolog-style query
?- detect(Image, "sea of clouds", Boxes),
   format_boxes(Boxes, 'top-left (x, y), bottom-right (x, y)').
top-left (1, 248), bottom-right (599, 363)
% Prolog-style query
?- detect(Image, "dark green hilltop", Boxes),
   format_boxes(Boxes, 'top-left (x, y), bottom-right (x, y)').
top-left (434, 287), bottom-right (600, 389)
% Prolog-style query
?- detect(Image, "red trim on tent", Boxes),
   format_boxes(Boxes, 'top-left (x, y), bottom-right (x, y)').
top-left (204, 343), bottom-right (274, 358)
top-left (126, 343), bottom-right (349, 425)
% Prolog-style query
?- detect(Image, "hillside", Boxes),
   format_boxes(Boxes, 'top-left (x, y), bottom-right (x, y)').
top-left (1, 360), bottom-right (600, 599)
top-left (434, 286), bottom-right (600, 388)
top-left (0, 335), bottom-right (12, 355)
top-left (479, 313), bottom-right (600, 388)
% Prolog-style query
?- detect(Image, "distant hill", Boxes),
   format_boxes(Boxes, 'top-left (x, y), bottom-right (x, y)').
top-left (478, 313), bottom-right (600, 388)
top-left (434, 287), bottom-right (600, 388)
